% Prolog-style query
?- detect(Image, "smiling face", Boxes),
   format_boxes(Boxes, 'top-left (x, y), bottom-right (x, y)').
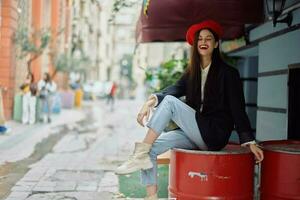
top-left (197, 29), bottom-right (219, 57)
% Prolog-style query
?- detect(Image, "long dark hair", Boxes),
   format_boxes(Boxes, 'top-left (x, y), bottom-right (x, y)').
top-left (185, 29), bottom-right (224, 111)
top-left (27, 73), bottom-right (34, 83)
top-left (44, 72), bottom-right (51, 83)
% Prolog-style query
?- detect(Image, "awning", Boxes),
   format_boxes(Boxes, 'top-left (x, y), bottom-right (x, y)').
top-left (136, 0), bottom-right (264, 43)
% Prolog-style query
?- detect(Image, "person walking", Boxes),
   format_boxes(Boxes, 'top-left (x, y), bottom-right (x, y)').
top-left (0, 86), bottom-right (10, 134)
top-left (115, 20), bottom-right (264, 200)
top-left (106, 81), bottom-right (117, 111)
top-left (38, 73), bottom-right (57, 123)
top-left (20, 73), bottom-right (37, 124)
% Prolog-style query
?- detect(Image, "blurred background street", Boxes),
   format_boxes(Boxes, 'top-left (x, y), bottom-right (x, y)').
top-left (0, 88), bottom-right (148, 200)
top-left (1, 0), bottom-right (300, 199)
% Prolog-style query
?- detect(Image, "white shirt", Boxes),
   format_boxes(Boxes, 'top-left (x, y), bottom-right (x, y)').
top-left (38, 80), bottom-right (57, 95)
top-left (200, 63), bottom-right (211, 111)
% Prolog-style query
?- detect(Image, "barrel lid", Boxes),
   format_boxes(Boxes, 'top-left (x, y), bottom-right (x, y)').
top-left (173, 144), bottom-right (251, 155)
top-left (261, 143), bottom-right (300, 154)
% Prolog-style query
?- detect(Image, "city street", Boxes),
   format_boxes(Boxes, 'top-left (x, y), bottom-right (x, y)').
top-left (1, 0), bottom-right (299, 199)
top-left (0, 95), bottom-right (149, 200)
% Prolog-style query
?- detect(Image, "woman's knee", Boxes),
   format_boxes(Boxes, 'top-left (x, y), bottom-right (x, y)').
top-left (149, 141), bottom-right (170, 159)
top-left (162, 95), bottom-right (177, 106)
top-left (164, 95), bottom-right (176, 101)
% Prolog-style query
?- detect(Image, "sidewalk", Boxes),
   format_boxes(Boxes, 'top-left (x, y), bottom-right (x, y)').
top-left (0, 108), bottom-right (85, 166)
top-left (1, 98), bottom-right (168, 200)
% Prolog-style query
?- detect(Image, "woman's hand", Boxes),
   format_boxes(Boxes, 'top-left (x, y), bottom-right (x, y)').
top-left (249, 144), bottom-right (264, 163)
top-left (137, 97), bottom-right (156, 127)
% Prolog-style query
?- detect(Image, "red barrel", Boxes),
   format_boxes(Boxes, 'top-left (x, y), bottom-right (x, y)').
top-left (169, 144), bottom-right (255, 200)
top-left (260, 140), bottom-right (300, 200)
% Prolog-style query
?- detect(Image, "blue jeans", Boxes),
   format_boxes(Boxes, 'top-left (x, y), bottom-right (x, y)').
top-left (40, 95), bottom-right (52, 121)
top-left (142, 95), bottom-right (207, 185)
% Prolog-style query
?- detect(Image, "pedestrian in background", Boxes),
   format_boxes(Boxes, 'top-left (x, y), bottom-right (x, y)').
top-left (73, 79), bottom-right (83, 108)
top-left (38, 73), bottom-right (57, 123)
top-left (20, 73), bottom-right (37, 124)
top-left (0, 86), bottom-right (10, 134)
top-left (115, 20), bottom-right (264, 200)
top-left (106, 81), bottom-right (117, 111)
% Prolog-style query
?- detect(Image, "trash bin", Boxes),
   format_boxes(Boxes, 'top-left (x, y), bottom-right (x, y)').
top-left (52, 93), bottom-right (62, 113)
top-left (13, 94), bottom-right (23, 122)
top-left (74, 89), bottom-right (83, 107)
top-left (60, 91), bottom-right (75, 109)
top-left (169, 144), bottom-right (255, 200)
top-left (260, 140), bottom-right (300, 200)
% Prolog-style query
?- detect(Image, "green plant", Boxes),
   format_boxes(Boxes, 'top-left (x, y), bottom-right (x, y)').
top-left (222, 53), bottom-right (240, 67)
top-left (109, 0), bottom-right (140, 23)
top-left (51, 53), bottom-right (72, 77)
top-left (13, 27), bottom-right (51, 73)
top-left (145, 58), bottom-right (188, 93)
top-left (52, 52), bottom-right (91, 77)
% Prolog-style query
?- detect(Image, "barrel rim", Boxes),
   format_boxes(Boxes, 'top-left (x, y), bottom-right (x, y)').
top-left (259, 140), bottom-right (300, 155)
top-left (172, 147), bottom-right (251, 155)
top-left (261, 148), bottom-right (300, 154)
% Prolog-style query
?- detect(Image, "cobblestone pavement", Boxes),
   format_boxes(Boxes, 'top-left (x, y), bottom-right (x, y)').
top-left (1, 97), bottom-right (155, 200)
top-left (0, 109), bottom-right (85, 165)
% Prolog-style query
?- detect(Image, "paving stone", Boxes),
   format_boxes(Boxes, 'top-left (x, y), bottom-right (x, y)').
top-left (61, 191), bottom-right (114, 200)
top-left (32, 186), bottom-right (56, 192)
top-left (99, 172), bottom-right (118, 187)
top-left (36, 181), bottom-right (57, 187)
top-left (98, 185), bottom-right (118, 193)
top-left (77, 181), bottom-right (98, 187)
top-left (27, 168), bottom-right (47, 174)
top-left (54, 181), bottom-right (77, 192)
top-left (20, 174), bottom-right (42, 182)
top-left (53, 135), bottom-right (87, 153)
top-left (26, 192), bottom-right (104, 200)
top-left (44, 169), bottom-right (57, 177)
top-left (16, 181), bottom-right (37, 187)
top-left (11, 185), bottom-right (33, 192)
top-left (6, 191), bottom-right (31, 199)
top-left (5, 198), bottom-right (27, 200)
top-left (25, 193), bottom-right (55, 200)
top-left (51, 169), bottom-right (103, 182)
top-left (76, 185), bottom-right (98, 192)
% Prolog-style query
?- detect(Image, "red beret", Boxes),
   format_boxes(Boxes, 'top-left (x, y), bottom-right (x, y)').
top-left (186, 20), bottom-right (223, 45)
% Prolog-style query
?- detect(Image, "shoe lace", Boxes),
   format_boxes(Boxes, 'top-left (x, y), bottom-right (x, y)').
top-left (127, 155), bottom-right (134, 162)
top-left (126, 153), bottom-right (137, 163)
top-left (126, 151), bottom-right (143, 164)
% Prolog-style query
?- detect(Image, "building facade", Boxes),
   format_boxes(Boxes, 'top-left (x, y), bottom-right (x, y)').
top-left (226, 0), bottom-right (300, 141)
top-left (0, 0), bottom-right (72, 119)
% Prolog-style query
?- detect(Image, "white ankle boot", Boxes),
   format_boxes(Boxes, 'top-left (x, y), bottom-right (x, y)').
top-left (115, 142), bottom-right (153, 175)
top-left (144, 193), bottom-right (158, 200)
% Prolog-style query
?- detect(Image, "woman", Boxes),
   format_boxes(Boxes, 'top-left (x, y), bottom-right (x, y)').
top-left (20, 73), bottom-right (37, 124)
top-left (38, 73), bottom-right (57, 123)
top-left (0, 85), bottom-right (10, 134)
top-left (106, 81), bottom-right (117, 111)
top-left (115, 20), bottom-right (264, 200)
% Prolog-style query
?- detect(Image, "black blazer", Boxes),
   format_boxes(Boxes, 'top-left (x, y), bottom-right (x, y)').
top-left (154, 62), bottom-right (255, 151)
